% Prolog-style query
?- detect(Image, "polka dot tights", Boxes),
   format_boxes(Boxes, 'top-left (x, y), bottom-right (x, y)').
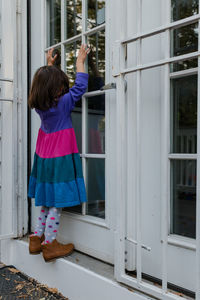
top-left (30, 206), bottom-right (62, 245)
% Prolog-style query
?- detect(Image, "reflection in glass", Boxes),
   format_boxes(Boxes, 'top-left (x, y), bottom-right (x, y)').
top-left (65, 0), bottom-right (82, 39)
top-left (87, 0), bottom-right (105, 29)
top-left (171, 75), bottom-right (197, 154)
top-left (87, 30), bottom-right (105, 91)
top-left (86, 96), bottom-right (105, 154)
top-left (65, 40), bottom-right (81, 87)
top-left (170, 59), bottom-right (198, 73)
top-left (170, 23), bottom-right (198, 58)
top-left (47, 0), bottom-right (61, 46)
top-left (63, 157), bottom-right (83, 214)
top-left (170, 160), bottom-right (196, 238)
top-left (72, 105), bottom-right (82, 153)
top-left (86, 158), bottom-right (105, 218)
top-left (171, 0), bottom-right (198, 22)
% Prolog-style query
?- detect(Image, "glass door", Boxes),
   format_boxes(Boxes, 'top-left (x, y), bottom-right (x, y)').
top-left (114, 0), bottom-right (199, 298)
top-left (44, 0), bottom-right (115, 263)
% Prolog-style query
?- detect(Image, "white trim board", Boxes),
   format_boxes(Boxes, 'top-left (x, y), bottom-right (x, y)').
top-left (0, 238), bottom-right (154, 300)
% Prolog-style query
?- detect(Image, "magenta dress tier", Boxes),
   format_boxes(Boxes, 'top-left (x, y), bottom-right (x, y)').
top-left (28, 72), bottom-right (89, 208)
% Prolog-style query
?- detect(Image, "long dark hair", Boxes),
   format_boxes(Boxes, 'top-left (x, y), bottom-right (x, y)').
top-left (28, 65), bottom-right (69, 111)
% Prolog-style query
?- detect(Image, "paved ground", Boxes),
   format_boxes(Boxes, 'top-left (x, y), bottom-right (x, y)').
top-left (0, 262), bottom-right (68, 299)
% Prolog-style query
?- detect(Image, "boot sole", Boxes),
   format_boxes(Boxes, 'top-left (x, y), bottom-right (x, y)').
top-left (43, 249), bottom-right (74, 262)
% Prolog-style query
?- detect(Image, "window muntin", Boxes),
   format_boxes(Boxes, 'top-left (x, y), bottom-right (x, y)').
top-left (46, 0), bottom-right (106, 219)
top-left (170, 1), bottom-right (198, 238)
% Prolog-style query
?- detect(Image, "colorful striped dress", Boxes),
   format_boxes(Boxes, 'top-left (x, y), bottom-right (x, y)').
top-left (28, 72), bottom-right (89, 208)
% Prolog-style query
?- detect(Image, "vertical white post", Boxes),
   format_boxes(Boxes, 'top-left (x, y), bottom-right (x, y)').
top-left (195, 2), bottom-right (200, 298)
top-left (135, 0), bottom-right (142, 284)
top-left (114, 0), bottom-right (127, 280)
top-left (161, 0), bottom-right (170, 292)
top-left (82, 0), bottom-right (87, 215)
top-left (61, 0), bottom-right (65, 70)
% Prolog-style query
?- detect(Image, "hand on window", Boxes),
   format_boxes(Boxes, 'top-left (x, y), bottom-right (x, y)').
top-left (46, 48), bottom-right (58, 66)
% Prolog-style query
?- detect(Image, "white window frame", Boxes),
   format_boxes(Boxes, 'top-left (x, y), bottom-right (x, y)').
top-left (41, 0), bottom-right (111, 228)
top-left (113, 0), bottom-right (200, 299)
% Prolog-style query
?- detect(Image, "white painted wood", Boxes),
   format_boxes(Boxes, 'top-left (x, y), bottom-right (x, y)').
top-left (0, 238), bottom-right (154, 300)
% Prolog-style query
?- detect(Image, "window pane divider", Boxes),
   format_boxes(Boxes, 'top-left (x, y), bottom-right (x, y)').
top-left (168, 154), bottom-right (197, 160)
top-left (80, 153), bottom-right (106, 159)
top-left (170, 67), bottom-right (198, 79)
top-left (115, 51), bottom-right (200, 76)
top-left (121, 13), bottom-right (200, 45)
top-left (84, 23), bottom-right (105, 36)
top-left (84, 90), bottom-right (105, 97)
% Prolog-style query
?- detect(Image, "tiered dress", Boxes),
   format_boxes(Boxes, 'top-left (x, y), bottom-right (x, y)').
top-left (28, 72), bottom-right (89, 208)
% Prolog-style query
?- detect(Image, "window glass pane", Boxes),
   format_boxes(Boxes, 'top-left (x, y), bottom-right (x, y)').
top-left (87, 30), bottom-right (105, 91)
top-left (63, 157), bottom-right (83, 214)
top-left (65, 41), bottom-right (82, 151)
top-left (65, 0), bottom-right (82, 39)
top-left (170, 23), bottom-right (198, 58)
top-left (171, 75), bottom-right (197, 154)
top-left (170, 59), bottom-right (198, 72)
top-left (47, 0), bottom-right (61, 46)
top-left (86, 158), bottom-right (105, 218)
top-left (86, 95), bottom-right (105, 154)
top-left (171, 0), bottom-right (198, 22)
top-left (87, 0), bottom-right (105, 29)
top-left (65, 40), bottom-right (81, 87)
top-left (170, 160), bottom-right (196, 238)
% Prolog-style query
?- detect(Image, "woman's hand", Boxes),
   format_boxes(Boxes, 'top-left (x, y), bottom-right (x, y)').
top-left (46, 48), bottom-right (58, 66)
top-left (76, 44), bottom-right (90, 73)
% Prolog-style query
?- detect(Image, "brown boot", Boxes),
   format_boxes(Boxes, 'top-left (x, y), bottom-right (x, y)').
top-left (29, 233), bottom-right (45, 254)
top-left (41, 239), bottom-right (74, 262)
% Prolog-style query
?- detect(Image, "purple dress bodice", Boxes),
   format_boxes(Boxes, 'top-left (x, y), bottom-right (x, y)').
top-left (35, 72), bottom-right (89, 134)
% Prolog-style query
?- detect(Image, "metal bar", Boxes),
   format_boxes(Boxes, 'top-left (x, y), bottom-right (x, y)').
top-left (114, 51), bottom-right (200, 76)
top-left (83, 90), bottom-right (105, 97)
top-left (121, 13), bottom-right (200, 45)
top-left (125, 237), bottom-right (151, 251)
top-left (135, 0), bottom-right (142, 285)
top-left (196, 1), bottom-right (200, 298)
top-left (161, 0), bottom-right (170, 293)
top-left (168, 153), bottom-right (197, 160)
top-left (83, 23), bottom-right (105, 37)
top-left (44, 33), bottom-right (82, 51)
top-left (82, 95), bottom-right (87, 216)
top-left (61, 0), bottom-right (65, 70)
top-left (80, 153), bottom-right (106, 159)
top-left (81, 0), bottom-right (87, 216)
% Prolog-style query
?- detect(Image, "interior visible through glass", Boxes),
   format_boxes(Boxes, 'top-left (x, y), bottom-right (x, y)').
top-left (65, 0), bottom-right (82, 39)
top-left (87, 30), bottom-right (105, 91)
top-left (86, 96), bottom-right (105, 154)
top-left (87, 0), bottom-right (105, 29)
top-left (171, 0), bottom-right (198, 22)
top-left (171, 75), bottom-right (197, 154)
top-left (170, 160), bottom-right (196, 238)
top-left (170, 23), bottom-right (198, 58)
top-left (86, 158), bottom-right (105, 218)
top-left (47, 0), bottom-right (61, 46)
